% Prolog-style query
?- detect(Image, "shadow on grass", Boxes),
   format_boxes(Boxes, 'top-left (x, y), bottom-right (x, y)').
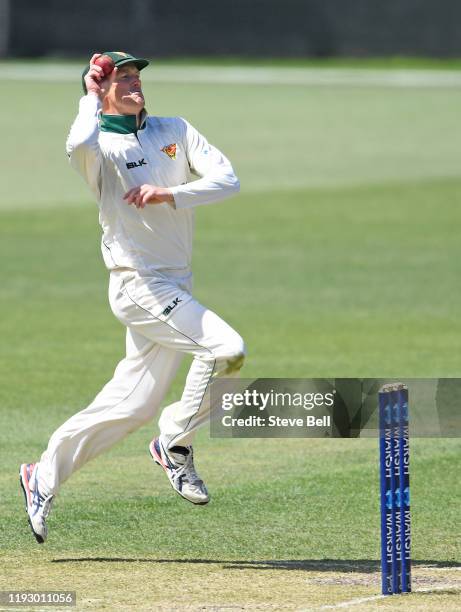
top-left (51, 558), bottom-right (461, 573)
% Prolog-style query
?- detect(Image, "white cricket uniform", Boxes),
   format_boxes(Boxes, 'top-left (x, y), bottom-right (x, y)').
top-left (38, 94), bottom-right (244, 496)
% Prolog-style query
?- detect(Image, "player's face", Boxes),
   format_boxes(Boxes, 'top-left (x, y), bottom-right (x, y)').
top-left (107, 64), bottom-right (145, 114)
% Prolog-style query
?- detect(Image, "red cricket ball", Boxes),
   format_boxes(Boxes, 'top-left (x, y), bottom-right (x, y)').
top-left (94, 55), bottom-right (115, 77)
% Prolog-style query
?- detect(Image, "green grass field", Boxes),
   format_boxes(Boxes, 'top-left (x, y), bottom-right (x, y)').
top-left (0, 61), bottom-right (460, 611)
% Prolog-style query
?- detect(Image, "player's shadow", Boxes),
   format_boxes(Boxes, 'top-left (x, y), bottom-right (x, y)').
top-left (51, 558), bottom-right (461, 573)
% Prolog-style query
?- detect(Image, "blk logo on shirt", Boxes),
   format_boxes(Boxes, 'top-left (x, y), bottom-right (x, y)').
top-left (126, 158), bottom-right (147, 169)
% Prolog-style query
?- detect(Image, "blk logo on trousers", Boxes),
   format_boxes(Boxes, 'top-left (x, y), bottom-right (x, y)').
top-left (162, 297), bottom-right (182, 317)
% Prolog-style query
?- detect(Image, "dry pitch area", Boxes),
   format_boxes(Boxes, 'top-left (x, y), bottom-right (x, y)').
top-left (1, 554), bottom-right (460, 610)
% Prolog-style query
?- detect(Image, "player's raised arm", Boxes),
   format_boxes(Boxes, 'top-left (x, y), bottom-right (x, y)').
top-left (65, 54), bottom-right (116, 200)
top-left (169, 117), bottom-right (240, 209)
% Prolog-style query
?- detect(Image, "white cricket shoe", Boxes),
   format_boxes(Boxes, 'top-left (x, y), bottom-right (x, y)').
top-left (149, 437), bottom-right (210, 505)
top-left (19, 463), bottom-right (54, 544)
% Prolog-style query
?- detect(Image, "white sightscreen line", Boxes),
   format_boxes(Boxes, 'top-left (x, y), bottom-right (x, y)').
top-left (0, 0), bottom-right (10, 57)
top-left (2, 63), bottom-right (461, 89)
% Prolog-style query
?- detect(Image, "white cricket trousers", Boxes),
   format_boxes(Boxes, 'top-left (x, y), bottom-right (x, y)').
top-left (38, 268), bottom-right (245, 496)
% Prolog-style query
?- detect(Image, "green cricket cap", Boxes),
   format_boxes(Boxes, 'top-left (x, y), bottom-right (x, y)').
top-left (82, 51), bottom-right (149, 94)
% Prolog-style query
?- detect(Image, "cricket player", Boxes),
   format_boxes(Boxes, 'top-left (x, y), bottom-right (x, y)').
top-left (19, 51), bottom-right (245, 543)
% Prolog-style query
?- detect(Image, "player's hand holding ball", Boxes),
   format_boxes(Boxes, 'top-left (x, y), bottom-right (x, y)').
top-left (124, 184), bottom-right (174, 208)
top-left (84, 53), bottom-right (117, 100)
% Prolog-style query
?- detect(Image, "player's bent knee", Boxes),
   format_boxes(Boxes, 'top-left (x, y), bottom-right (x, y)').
top-left (197, 332), bottom-right (246, 374)
top-left (221, 335), bottom-right (246, 374)
top-left (225, 351), bottom-right (245, 373)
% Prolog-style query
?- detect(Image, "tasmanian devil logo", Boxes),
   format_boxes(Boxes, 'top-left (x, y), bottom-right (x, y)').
top-left (162, 297), bottom-right (182, 317)
top-left (161, 144), bottom-right (177, 160)
top-left (126, 158), bottom-right (147, 169)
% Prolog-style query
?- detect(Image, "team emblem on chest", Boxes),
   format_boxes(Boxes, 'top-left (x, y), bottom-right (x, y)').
top-left (161, 143), bottom-right (177, 160)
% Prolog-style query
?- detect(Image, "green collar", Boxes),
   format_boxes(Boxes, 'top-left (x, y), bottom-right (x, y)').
top-left (100, 111), bottom-right (147, 134)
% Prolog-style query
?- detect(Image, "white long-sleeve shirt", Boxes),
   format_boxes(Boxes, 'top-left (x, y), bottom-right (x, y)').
top-left (66, 94), bottom-right (240, 273)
